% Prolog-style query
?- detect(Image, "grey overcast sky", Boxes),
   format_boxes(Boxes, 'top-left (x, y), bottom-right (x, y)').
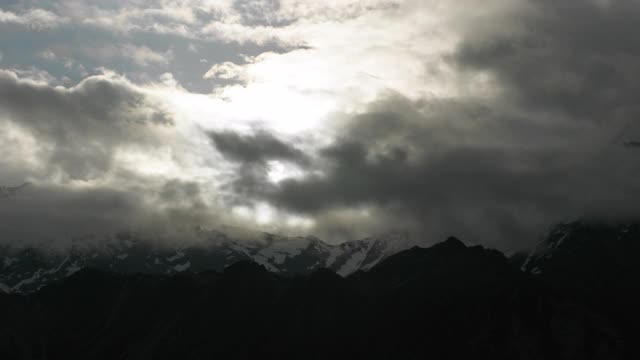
top-left (2, 0), bottom-right (640, 251)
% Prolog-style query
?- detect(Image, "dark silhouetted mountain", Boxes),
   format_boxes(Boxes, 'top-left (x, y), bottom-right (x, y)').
top-left (523, 221), bottom-right (640, 359)
top-left (0, 236), bottom-right (623, 360)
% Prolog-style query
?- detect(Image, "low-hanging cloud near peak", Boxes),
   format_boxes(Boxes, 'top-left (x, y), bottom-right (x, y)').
top-left (0, 70), bottom-right (245, 250)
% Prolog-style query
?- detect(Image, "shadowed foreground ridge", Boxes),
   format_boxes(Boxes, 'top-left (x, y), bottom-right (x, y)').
top-left (1, 230), bottom-right (635, 360)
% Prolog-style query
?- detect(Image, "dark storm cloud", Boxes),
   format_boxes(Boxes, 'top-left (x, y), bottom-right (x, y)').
top-left (0, 180), bottom-right (218, 249)
top-left (209, 130), bottom-right (308, 165)
top-left (213, 0), bottom-right (640, 250)
top-left (208, 129), bottom-right (309, 206)
top-left (0, 70), bottom-right (172, 180)
top-left (238, 95), bottom-right (640, 249)
top-left (0, 184), bottom-right (144, 243)
top-left (455, 0), bottom-right (640, 127)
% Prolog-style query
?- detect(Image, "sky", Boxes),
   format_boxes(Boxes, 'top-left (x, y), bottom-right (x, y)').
top-left (2, 0), bottom-right (640, 252)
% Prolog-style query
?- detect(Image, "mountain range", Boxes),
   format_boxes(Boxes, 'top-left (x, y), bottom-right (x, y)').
top-left (0, 229), bottom-right (412, 293)
top-left (1, 221), bottom-right (639, 359)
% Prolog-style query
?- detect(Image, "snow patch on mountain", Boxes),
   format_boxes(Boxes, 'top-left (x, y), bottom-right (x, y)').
top-left (173, 261), bottom-right (191, 272)
top-left (66, 261), bottom-right (82, 276)
top-left (3, 257), bottom-right (18, 267)
top-left (337, 250), bottom-right (367, 276)
top-left (522, 225), bottom-right (573, 272)
top-left (258, 237), bottom-right (308, 264)
top-left (167, 251), bottom-right (185, 262)
top-left (0, 229), bottom-right (414, 294)
top-left (251, 257), bottom-right (279, 272)
top-left (48, 256), bottom-right (70, 275)
top-left (12, 269), bottom-right (44, 292)
top-left (325, 247), bottom-right (342, 268)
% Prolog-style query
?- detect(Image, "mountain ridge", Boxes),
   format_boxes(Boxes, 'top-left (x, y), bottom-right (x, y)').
top-left (0, 229), bottom-right (413, 293)
top-left (0, 235), bottom-right (624, 360)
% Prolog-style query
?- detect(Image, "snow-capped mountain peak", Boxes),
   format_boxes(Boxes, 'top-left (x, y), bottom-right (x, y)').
top-left (0, 229), bottom-right (413, 293)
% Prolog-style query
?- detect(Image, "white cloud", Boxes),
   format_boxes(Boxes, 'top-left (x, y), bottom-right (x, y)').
top-left (84, 43), bottom-right (173, 67)
top-left (0, 8), bottom-right (68, 30)
top-left (203, 61), bottom-right (249, 81)
top-left (0, 0), bottom-right (533, 243)
top-left (188, 0), bottom-right (478, 135)
top-left (123, 44), bottom-right (173, 66)
top-left (38, 50), bottom-right (58, 60)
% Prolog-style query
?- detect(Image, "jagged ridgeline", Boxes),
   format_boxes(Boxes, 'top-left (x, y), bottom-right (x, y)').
top-left (1, 222), bottom-right (639, 359)
top-left (0, 229), bottom-right (412, 293)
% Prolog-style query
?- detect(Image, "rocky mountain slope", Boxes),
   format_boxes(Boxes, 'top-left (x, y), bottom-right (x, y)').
top-left (3, 221), bottom-right (639, 359)
top-left (0, 237), bottom-right (622, 360)
top-left (0, 229), bottom-right (413, 293)
top-left (522, 221), bottom-right (640, 359)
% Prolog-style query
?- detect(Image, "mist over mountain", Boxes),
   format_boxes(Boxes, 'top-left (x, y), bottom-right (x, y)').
top-left (3, 225), bottom-right (639, 360)
top-left (0, 229), bottom-right (413, 293)
top-left (3, 0), bottom-right (640, 358)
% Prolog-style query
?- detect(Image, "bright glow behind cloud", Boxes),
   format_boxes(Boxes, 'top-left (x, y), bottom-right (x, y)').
top-left (0, 0), bottom-right (530, 245)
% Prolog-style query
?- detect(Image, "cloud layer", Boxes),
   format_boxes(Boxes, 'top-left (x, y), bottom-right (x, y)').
top-left (3, 0), bottom-right (640, 251)
top-left (207, 0), bottom-right (640, 249)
